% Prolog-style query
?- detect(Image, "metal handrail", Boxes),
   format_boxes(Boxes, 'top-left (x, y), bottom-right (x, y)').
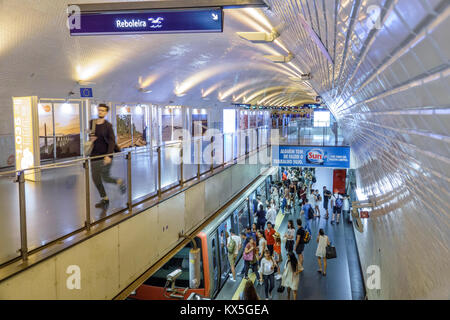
top-left (0, 126), bottom-right (272, 266)
top-left (0, 132), bottom-right (254, 176)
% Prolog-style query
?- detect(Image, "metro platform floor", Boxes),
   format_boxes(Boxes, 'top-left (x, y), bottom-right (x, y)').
top-left (216, 168), bottom-right (365, 300)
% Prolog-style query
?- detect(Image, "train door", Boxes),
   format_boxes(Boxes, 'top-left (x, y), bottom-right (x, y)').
top-left (210, 232), bottom-right (220, 296)
top-left (236, 201), bottom-right (249, 260)
top-left (266, 175), bottom-right (273, 200)
top-left (231, 209), bottom-right (243, 259)
top-left (236, 202), bottom-right (249, 234)
top-left (217, 217), bottom-right (232, 287)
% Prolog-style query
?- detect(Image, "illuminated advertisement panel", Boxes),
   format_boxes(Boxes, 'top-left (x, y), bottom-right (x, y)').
top-left (272, 145), bottom-right (350, 168)
top-left (13, 97), bottom-right (40, 180)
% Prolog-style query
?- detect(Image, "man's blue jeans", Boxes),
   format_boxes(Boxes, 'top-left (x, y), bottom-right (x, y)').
top-left (305, 218), bottom-right (312, 234)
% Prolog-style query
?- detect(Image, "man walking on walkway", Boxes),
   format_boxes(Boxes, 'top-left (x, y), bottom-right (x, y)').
top-left (90, 104), bottom-right (126, 208)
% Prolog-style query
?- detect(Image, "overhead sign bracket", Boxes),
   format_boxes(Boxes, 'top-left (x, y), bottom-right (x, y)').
top-left (71, 0), bottom-right (268, 13)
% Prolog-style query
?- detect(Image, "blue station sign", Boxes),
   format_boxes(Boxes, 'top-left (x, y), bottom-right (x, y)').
top-left (70, 8), bottom-right (223, 36)
top-left (272, 145), bottom-right (351, 168)
top-left (80, 88), bottom-right (93, 97)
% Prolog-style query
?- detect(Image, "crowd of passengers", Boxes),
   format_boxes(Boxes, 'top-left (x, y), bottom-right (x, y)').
top-left (224, 167), bottom-right (351, 300)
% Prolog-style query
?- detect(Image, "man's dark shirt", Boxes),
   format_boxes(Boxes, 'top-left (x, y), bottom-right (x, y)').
top-left (90, 120), bottom-right (115, 157)
top-left (255, 209), bottom-right (266, 223)
top-left (296, 227), bottom-right (305, 246)
top-left (323, 189), bottom-right (332, 203)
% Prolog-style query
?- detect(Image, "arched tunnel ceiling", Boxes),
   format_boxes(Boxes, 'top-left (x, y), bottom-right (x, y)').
top-left (0, 0), bottom-right (318, 115)
top-left (0, 0), bottom-right (449, 299)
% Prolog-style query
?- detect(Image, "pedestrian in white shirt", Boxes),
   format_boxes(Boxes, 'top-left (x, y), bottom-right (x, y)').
top-left (266, 204), bottom-right (277, 227)
top-left (342, 194), bottom-right (350, 223)
top-left (226, 231), bottom-right (242, 281)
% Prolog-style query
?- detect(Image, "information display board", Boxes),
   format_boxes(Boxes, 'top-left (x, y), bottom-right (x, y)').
top-left (13, 96), bottom-right (40, 180)
top-left (70, 8), bottom-right (223, 35)
top-left (272, 145), bottom-right (350, 168)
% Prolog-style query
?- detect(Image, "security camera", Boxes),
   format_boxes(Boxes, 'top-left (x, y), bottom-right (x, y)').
top-left (167, 269), bottom-right (182, 282)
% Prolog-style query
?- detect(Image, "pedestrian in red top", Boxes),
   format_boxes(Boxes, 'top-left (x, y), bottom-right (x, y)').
top-left (273, 234), bottom-right (283, 280)
top-left (265, 222), bottom-right (276, 256)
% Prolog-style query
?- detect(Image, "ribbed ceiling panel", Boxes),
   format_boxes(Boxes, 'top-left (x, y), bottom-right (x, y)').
top-left (265, 0), bottom-right (450, 299)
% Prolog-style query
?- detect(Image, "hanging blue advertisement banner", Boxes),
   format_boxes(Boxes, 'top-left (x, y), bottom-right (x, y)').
top-left (70, 8), bottom-right (223, 36)
top-left (272, 145), bottom-right (351, 168)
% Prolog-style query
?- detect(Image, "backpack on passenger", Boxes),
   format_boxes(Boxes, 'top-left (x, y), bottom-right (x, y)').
top-left (303, 229), bottom-right (311, 244)
top-left (227, 237), bottom-right (236, 254)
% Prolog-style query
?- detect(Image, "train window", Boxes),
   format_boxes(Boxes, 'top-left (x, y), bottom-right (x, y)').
top-left (237, 202), bottom-right (250, 234)
top-left (249, 192), bottom-right (257, 215)
top-left (217, 217), bottom-right (232, 285)
top-left (231, 210), bottom-right (239, 235)
top-left (211, 235), bottom-right (219, 294)
top-left (257, 182), bottom-right (266, 205)
top-left (143, 237), bottom-right (204, 288)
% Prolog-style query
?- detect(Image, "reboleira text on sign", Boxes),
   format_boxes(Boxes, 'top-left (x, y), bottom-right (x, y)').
top-left (12, 96), bottom-right (40, 181)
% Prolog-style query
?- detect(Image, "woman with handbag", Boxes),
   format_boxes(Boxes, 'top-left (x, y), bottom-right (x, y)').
top-left (316, 228), bottom-right (330, 276)
top-left (243, 238), bottom-right (258, 279)
top-left (281, 252), bottom-right (301, 300)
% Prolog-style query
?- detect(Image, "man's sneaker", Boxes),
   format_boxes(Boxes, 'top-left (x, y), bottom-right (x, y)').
top-left (95, 199), bottom-right (109, 208)
top-left (229, 277), bottom-right (236, 282)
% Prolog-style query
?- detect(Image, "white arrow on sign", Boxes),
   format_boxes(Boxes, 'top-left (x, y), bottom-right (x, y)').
top-left (212, 13), bottom-right (218, 21)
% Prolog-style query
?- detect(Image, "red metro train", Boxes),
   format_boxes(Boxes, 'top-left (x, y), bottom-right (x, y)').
top-left (131, 170), bottom-right (276, 300)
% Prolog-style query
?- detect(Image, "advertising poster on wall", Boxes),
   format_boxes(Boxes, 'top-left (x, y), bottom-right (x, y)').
top-left (53, 103), bottom-right (80, 159)
top-left (239, 112), bottom-right (248, 130)
top-left (38, 103), bottom-right (54, 160)
top-left (162, 107), bottom-right (183, 142)
top-left (192, 113), bottom-right (208, 137)
top-left (272, 145), bottom-right (351, 168)
top-left (257, 113), bottom-right (264, 127)
top-left (38, 103), bottom-right (81, 160)
top-left (249, 113), bottom-right (256, 128)
top-left (117, 106), bottom-right (132, 148)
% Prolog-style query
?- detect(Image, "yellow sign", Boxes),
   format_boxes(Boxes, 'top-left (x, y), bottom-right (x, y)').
top-left (13, 96), bottom-right (40, 181)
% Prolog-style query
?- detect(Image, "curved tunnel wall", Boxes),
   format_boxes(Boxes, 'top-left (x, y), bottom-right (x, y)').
top-left (0, 0), bottom-right (448, 299)
top-left (265, 0), bottom-right (450, 299)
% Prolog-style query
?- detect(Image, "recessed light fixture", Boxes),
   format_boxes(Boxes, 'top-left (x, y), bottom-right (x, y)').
top-left (264, 53), bottom-right (293, 63)
top-left (138, 88), bottom-right (152, 93)
top-left (289, 73), bottom-right (312, 81)
top-left (236, 30), bottom-right (279, 43)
